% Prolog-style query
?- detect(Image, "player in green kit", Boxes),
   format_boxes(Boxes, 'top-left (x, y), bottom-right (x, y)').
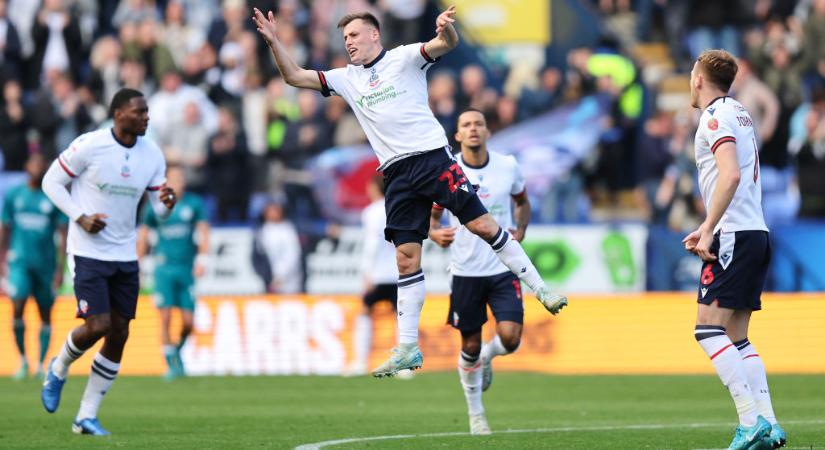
top-left (0, 153), bottom-right (68, 380)
top-left (138, 165), bottom-right (209, 380)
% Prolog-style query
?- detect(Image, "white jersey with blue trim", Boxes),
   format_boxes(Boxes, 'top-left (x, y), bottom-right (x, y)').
top-left (694, 96), bottom-right (768, 233)
top-left (443, 151), bottom-right (525, 277)
top-left (318, 44), bottom-right (448, 170)
top-left (56, 129), bottom-right (167, 261)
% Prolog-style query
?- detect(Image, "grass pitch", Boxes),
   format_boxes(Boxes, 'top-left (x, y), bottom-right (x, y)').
top-left (0, 373), bottom-right (823, 449)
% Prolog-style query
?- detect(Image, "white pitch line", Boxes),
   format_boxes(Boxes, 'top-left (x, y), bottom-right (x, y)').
top-left (295, 419), bottom-right (825, 450)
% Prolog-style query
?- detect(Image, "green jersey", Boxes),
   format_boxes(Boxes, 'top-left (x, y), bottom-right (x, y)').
top-left (142, 193), bottom-right (207, 267)
top-left (1, 184), bottom-right (67, 271)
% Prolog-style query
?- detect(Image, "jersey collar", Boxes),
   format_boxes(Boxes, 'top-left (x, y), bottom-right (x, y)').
top-left (363, 49), bottom-right (387, 69)
top-left (110, 128), bottom-right (137, 149)
top-left (461, 152), bottom-right (490, 169)
top-left (704, 95), bottom-right (729, 110)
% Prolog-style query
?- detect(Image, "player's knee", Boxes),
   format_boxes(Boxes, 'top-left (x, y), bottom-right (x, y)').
top-left (500, 334), bottom-right (521, 353)
top-left (106, 325), bottom-right (130, 345)
top-left (181, 322), bottom-right (194, 336)
top-left (87, 316), bottom-right (112, 339)
top-left (465, 216), bottom-right (498, 242)
top-left (461, 340), bottom-right (481, 357)
top-left (395, 249), bottom-right (421, 274)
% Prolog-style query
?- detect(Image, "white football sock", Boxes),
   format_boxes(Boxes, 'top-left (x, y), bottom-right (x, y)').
top-left (458, 351), bottom-right (484, 416)
top-left (735, 338), bottom-right (777, 425)
top-left (76, 353), bottom-right (120, 421)
top-left (53, 331), bottom-right (86, 379)
top-left (396, 270), bottom-right (425, 345)
top-left (481, 334), bottom-right (513, 362)
top-left (487, 228), bottom-right (545, 292)
top-left (695, 326), bottom-right (758, 427)
top-left (352, 314), bottom-right (372, 367)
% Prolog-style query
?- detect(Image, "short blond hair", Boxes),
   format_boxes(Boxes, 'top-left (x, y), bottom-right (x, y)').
top-left (696, 49), bottom-right (738, 92)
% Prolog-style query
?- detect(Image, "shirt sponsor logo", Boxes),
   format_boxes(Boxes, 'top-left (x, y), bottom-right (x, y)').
top-left (355, 85), bottom-right (406, 108)
top-left (96, 182), bottom-right (140, 198)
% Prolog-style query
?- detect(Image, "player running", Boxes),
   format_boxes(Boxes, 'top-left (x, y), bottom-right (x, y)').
top-left (40, 88), bottom-right (176, 436)
top-left (430, 109), bottom-right (531, 435)
top-left (683, 50), bottom-right (784, 450)
top-left (345, 174), bottom-right (398, 376)
top-left (0, 153), bottom-right (68, 380)
top-left (138, 164), bottom-right (209, 380)
top-left (252, 6), bottom-right (567, 378)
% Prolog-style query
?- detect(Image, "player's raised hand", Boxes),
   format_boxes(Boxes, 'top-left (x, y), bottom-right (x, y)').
top-left (435, 5), bottom-right (456, 34)
top-left (77, 213), bottom-right (108, 234)
top-left (429, 227), bottom-right (456, 248)
top-left (252, 8), bottom-right (278, 47)
top-left (160, 186), bottom-right (177, 209)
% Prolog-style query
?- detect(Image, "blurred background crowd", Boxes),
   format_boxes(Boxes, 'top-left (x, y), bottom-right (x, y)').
top-left (0, 0), bottom-right (823, 291)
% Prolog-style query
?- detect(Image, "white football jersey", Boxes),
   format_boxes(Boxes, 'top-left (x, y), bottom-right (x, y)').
top-left (444, 151), bottom-right (525, 277)
top-left (694, 96), bottom-right (768, 233)
top-left (360, 199), bottom-right (398, 285)
top-left (319, 44), bottom-right (448, 170)
top-left (57, 129), bottom-right (167, 261)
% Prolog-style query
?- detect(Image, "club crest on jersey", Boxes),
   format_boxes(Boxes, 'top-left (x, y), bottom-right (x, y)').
top-left (78, 299), bottom-right (89, 314)
top-left (707, 118), bottom-right (719, 131)
top-left (368, 67), bottom-right (381, 89)
top-left (452, 312), bottom-right (459, 327)
top-left (120, 164), bottom-right (131, 178)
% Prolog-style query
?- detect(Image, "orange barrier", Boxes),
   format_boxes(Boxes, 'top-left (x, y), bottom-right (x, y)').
top-left (1, 293), bottom-right (823, 376)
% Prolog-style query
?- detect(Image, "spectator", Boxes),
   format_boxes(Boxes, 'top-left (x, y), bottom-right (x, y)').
top-left (428, 71), bottom-right (458, 139)
top-left (458, 64), bottom-right (487, 111)
top-left (165, 102), bottom-right (210, 191)
top-left (684, 0), bottom-right (742, 59)
top-left (518, 66), bottom-right (563, 119)
top-left (207, 106), bottom-right (251, 223)
top-left (112, 0), bottom-right (159, 28)
top-left (161, 0), bottom-right (206, 68)
top-left (802, 0), bottom-right (825, 88)
top-left (27, 72), bottom-right (91, 159)
top-left (122, 19), bottom-right (177, 83)
top-left (87, 35), bottom-right (122, 107)
top-left (731, 59), bottom-right (780, 145)
top-left (0, 0), bottom-right (23, 81)
top-left (795, 107), bottom-right (825, 217)
top-left (119, 58), bottom-right (152, 94)
top-left (149, 70), bottom-right (219, 141)
top-left (326, 96), bottom-right (365, 147)
top-left (760, 38), bottom-right (804, 169)
top-left (0, 79), bottom-right (28, 171)
top-left (257, 200), bottom-right (303, 294)
top-left (207, 0), bottom-right (248, 53)
top-left (379, 0), bottom-right (426, 49)
top-left (264, 77), bottom-right (299, 159)
top-left (489, 95), bottom-right (518, 133)
top-left (30, 0), bottom-right (83, 89)
top-left (636, 111), bottom-right (676, 223)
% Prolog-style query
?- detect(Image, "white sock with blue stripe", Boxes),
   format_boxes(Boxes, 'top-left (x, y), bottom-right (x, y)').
top-left (76, 353), bottom-right (120, 421)
top-left (396, 270), bottom-right (425, 345)
top-left (487, 228), bottom-right (545, 293)
top-left (458, 351), bottom-right (484, 415)
top-left (53, 331), bottom-right (85, 379)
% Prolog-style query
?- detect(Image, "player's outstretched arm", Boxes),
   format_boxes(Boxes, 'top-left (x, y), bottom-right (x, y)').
top-left (253, 8), bottom-right (321, 91)
top-left (510, 191), bottom-right (531, 242)
top-left (424, 5), bottom-right (459, 60)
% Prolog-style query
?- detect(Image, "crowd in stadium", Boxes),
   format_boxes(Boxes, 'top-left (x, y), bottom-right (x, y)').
top-left (0, 0), bottom-right (823, 248)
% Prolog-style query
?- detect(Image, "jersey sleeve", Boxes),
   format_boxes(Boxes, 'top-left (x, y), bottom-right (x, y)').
top-left (193, 196), bottom-right (208, 223)
top-left (318, 68), bottom-right (346, 98)
top-left (397, 43), bottom-right (439, 71)
top-left (1, 189), bottom-right (14, 225)
top-left (705, 112), bottom-right (737, 154)
top-left (57, 135), bottom-right (93, 177)
top-left (146, 150), bottom-right (167, 191)
top-left (509, 156), bottom-right (526, 197)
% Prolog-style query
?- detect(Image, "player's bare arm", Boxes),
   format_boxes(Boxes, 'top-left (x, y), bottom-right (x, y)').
top-left (509, 191), bottom-right (530, 243)
top-left (683, 142), bottom-right (740, 261)
top-left (424, 5), bottom-right (459, 59)
top-left (252, 8), bottom-right (322, 91)
top-left (428, 206), bottom-right (456, 248)
top-left (53, 226), bottom-right (67, 290)
top-left (194, 221), bottom-right (210, 278)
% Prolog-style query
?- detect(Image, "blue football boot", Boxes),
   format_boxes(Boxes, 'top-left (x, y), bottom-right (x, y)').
top-left (41, 358), bottom-right (66, 413)
top-left (72, 418), bottom-right (111, 436)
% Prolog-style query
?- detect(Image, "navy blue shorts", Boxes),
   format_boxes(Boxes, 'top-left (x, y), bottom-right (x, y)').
top-left (447, 272), bottom-right (524, 332)
top-left (363, 283), bottom-right (398, 309)
top-left (697, 231), bottom-right (771, 311)
top-left (383, 148), bottom-right (488, 246)
top-left (71, 255), bottom-right (140, 320)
